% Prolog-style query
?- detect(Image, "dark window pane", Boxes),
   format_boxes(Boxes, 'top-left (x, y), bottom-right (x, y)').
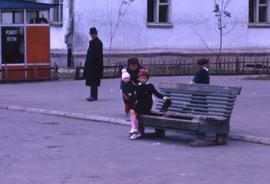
top-left (259, 0), bottom-right (267, 4)
top-left (259, 6), bottom-right (267, 22)
top-left (160, 0), bottom-right (168, 3)
top-left (249, 0), bottom-right (255, 22)
top-left (147, 0), bottom-right (154, 22)
top-left (159, 5), bottom-right (168, 22)
top-left (53, 0), bottom-right (63, 23)
top-left (1, 27), bottom-right (24, 64)
top-left (27, 10), bottom-right (49, 24)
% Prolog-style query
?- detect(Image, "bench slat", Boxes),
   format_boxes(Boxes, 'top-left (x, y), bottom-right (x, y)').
top-left (157, 99), bottom-right (234, 111)
top-left (157, 98), bottom-right (235, 107)
top-left (160, 89), bottom-right (235, 100)
top-left (167, 107), bottom-right (230, 117)
top-left (164, 93), bottom-right (236, 101)
top-left (139, 114), bottom-right (200, 131)
top-left (159, 105), bottom-right (231, 117)
top-left (156, 103), bottom-right (232, 115)
top-left (157, 96), bottom-right (236, 106)
top-left (161, 89), bottom-right (236, 99)
top-left (159, 82), bottom-right (241, 95)
top-left (149, 111), bottom-right (226, 121)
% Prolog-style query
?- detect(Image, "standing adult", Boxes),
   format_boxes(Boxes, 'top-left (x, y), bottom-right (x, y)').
top-left (83, 27), bottom-right (103, 101)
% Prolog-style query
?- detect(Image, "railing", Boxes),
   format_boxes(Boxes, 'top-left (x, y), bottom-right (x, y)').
top-left (144, 60), bottom-right (270, 76)
top-left (75, 64), bottom-right (123, 80)
top-left (75, 58), bottom-right (270, 79)
top-left (3, 57), bottom-right (268, 82)
top-left (0, 64), bottom-right (58, 82)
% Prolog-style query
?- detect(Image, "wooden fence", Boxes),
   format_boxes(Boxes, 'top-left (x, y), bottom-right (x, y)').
top-left (0, 64), bottom-right (58, 82)
top-left (2, 57), bottom-right (269, 82)
top-left (75, 57), bottom-right (270, 79)
top-left (144, 59), bottom-right (270, 76)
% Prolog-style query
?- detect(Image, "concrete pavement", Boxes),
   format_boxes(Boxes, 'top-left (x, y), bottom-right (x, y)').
top-left (2, 110), bottom-right (270, 184)
top-left (0, 75), bottom-right (270, 145)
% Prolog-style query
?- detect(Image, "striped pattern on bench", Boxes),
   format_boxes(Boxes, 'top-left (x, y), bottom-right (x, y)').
top-left (156, 82), bottom-right (241, 120)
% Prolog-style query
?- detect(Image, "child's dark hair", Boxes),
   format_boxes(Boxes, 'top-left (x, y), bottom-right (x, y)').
top-left (127, 57), bottom-right (139, 66)
top-left (197, 58), bottom-right (209, 66)
top-left (138, 70), bottom-right (150, 79)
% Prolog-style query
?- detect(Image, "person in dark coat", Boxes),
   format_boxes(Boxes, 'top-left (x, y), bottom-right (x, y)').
top-left (190, 58), bottom-right (210, 84)
top-left (83, 27), bottom-right (103, 101)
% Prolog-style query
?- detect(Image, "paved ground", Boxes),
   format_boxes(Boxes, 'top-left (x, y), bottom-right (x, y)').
top-left (1, 109), bottom-right (270, 184)
top-left (0, 75), bottom-right (270, 139)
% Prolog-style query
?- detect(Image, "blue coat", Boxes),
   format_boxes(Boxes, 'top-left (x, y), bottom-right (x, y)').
top-left (193, 67), bottom-right (209, 84)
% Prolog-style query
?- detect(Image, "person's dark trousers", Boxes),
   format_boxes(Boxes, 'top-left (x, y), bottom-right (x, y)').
top-left (90, 85), bottom-right (98, 100)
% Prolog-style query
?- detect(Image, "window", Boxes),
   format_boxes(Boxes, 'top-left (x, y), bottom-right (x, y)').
top-left (23, 0), bottom-right (63, 26)
top-left (27, 10), bottom-right (49, 24)
top-left (249, 0), bottom-right (270, 26)
top-left (51, 0), bottom-right (63, 26)
top-left (147, 0), bottom-right (172, 27)
top-left (1, 11), bottom-right (24, 24)
top-left (1, 27), bottom-right (25, 64)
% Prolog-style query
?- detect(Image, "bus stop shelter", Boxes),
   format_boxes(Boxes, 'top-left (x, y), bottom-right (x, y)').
top-left (0, 0), bottom-right (55, 81)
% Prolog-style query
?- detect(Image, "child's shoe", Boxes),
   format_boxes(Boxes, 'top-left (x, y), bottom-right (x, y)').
top-left (128, 129), bottom-right (136, 138)
top-left (129, 132), bottom-right (141, 140)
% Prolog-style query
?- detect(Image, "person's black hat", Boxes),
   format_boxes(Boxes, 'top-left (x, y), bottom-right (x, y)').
top-left (197, 58), bottom-right (209, 66)
top-left (90, 27), bottom-right (98, 35)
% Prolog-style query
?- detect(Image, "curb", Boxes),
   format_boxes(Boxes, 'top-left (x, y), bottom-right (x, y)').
top-left (0, 104), bottom-right (129, 127)
top-left (1, 104), bottom-right (270, 146)
top-left (229, 134), bottom-right (270, 145)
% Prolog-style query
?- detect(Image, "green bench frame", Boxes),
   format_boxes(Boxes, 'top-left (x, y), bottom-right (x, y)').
top-left (138, 82), bottom-right (241, 146)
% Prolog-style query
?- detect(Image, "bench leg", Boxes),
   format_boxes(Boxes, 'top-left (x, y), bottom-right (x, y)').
top-left (155, 129), bottom-right (165, 138)
top-left (190, 133), bottom-right (211, 146)
top-left (216, 134), bottom-right (228, 145)
top-left (138, 123), bottom-right (145, 135)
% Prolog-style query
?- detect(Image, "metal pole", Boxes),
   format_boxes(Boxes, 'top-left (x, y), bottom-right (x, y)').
top-left (67, 45), bottom-right (73, 67)
top-left (65, 0), bottom-right (74, 68)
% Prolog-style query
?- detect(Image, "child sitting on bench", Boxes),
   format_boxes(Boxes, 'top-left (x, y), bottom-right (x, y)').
top-left (128, 70), bottom-right (170, 140)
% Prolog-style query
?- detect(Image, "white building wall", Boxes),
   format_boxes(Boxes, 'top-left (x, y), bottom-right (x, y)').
top-left (49, 0), bottom-right (68, 50)
top-left (49, 0), bottom-right (270, 53)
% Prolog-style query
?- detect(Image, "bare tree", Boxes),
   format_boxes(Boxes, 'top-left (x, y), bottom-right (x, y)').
top-left (213, 0), bottom-right (232, 62)
top-left (184, 0), bottom-right (232, 62)
top-left (106, 0), bottom-right (134, 62)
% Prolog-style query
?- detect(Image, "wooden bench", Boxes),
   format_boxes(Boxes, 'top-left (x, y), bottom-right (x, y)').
top-left (138, 82), bottom-right (241, 146)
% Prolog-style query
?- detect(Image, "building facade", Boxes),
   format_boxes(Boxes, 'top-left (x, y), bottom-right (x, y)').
top-left (38, 0), bottom-right (270, 66)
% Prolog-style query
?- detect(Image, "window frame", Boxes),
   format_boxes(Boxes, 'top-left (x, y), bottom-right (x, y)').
top-left (249, 0), bottom-right (270, 27)
top-left (50, 0), bottom-right (63, 27)
top-left (147, 0), bottom-right (173, 28)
